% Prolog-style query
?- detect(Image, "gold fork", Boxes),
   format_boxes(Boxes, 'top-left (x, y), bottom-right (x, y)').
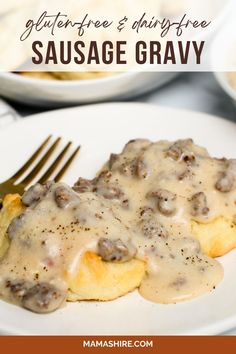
top-left (0, 136), bottom-right (80, 205)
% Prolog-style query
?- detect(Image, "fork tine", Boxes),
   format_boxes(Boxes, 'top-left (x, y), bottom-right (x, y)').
top-left (19, 138), bottom-right (61, 186)
top-left (54, 145), bottom-right (81, 182)
top-left (37, 142), bottom-right (72, 184)
top-left (11, 136), bottom-right (51, 180)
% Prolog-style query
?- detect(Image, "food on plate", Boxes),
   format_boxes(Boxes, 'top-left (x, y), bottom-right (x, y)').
top-left (67, 251), bottom-right (145, 302)
top-left (0, 183), bottom-right (146, 313)
top-left (226, 72), bottom-right (236, 91)
top-left (19, 72), bottom-right (56, 80)
top-left (0, 194), bottom-right (23, 260)
top-left (18, 72), bottom-right (114, 81)
top-left (0, 138), bottom-right (236, 313)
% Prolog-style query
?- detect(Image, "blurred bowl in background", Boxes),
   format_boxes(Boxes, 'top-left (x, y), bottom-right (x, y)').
top-left (0, 71), bottom-right (178, 107)
top-left (214, 71), bottom-right (236, 106)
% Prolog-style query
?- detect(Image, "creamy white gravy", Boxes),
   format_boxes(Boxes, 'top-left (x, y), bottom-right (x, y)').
top-left (1, 139), bottom-right (236, 312)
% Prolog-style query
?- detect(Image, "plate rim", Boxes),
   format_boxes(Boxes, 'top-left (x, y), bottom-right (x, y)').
top-left (0, 101), bottom-right (236, 132)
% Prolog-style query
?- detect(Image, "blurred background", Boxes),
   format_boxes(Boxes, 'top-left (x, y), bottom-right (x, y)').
top-left (0, 0), bottom-right (235, 123)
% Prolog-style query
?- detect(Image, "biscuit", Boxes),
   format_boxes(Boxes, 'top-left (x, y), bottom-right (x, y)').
top-left (67, 251), bottom-right (146, 301)
top-left (0, 194), bottom-right (23, 259)
top-left (191, 216), bottom-right (236, 258)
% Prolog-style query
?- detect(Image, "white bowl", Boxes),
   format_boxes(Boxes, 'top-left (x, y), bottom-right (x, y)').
top-left (214, 72), bottom-right (236, 105)
top-left (0, 71), bottom-right (178, 107)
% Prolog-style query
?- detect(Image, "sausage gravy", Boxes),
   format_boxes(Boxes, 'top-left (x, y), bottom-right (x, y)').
top-left (1, 139), bottom-right (235, 312)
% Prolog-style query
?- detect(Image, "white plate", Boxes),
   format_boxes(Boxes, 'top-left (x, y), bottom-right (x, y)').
top-left (1, 102), bottom-right (236, 335)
